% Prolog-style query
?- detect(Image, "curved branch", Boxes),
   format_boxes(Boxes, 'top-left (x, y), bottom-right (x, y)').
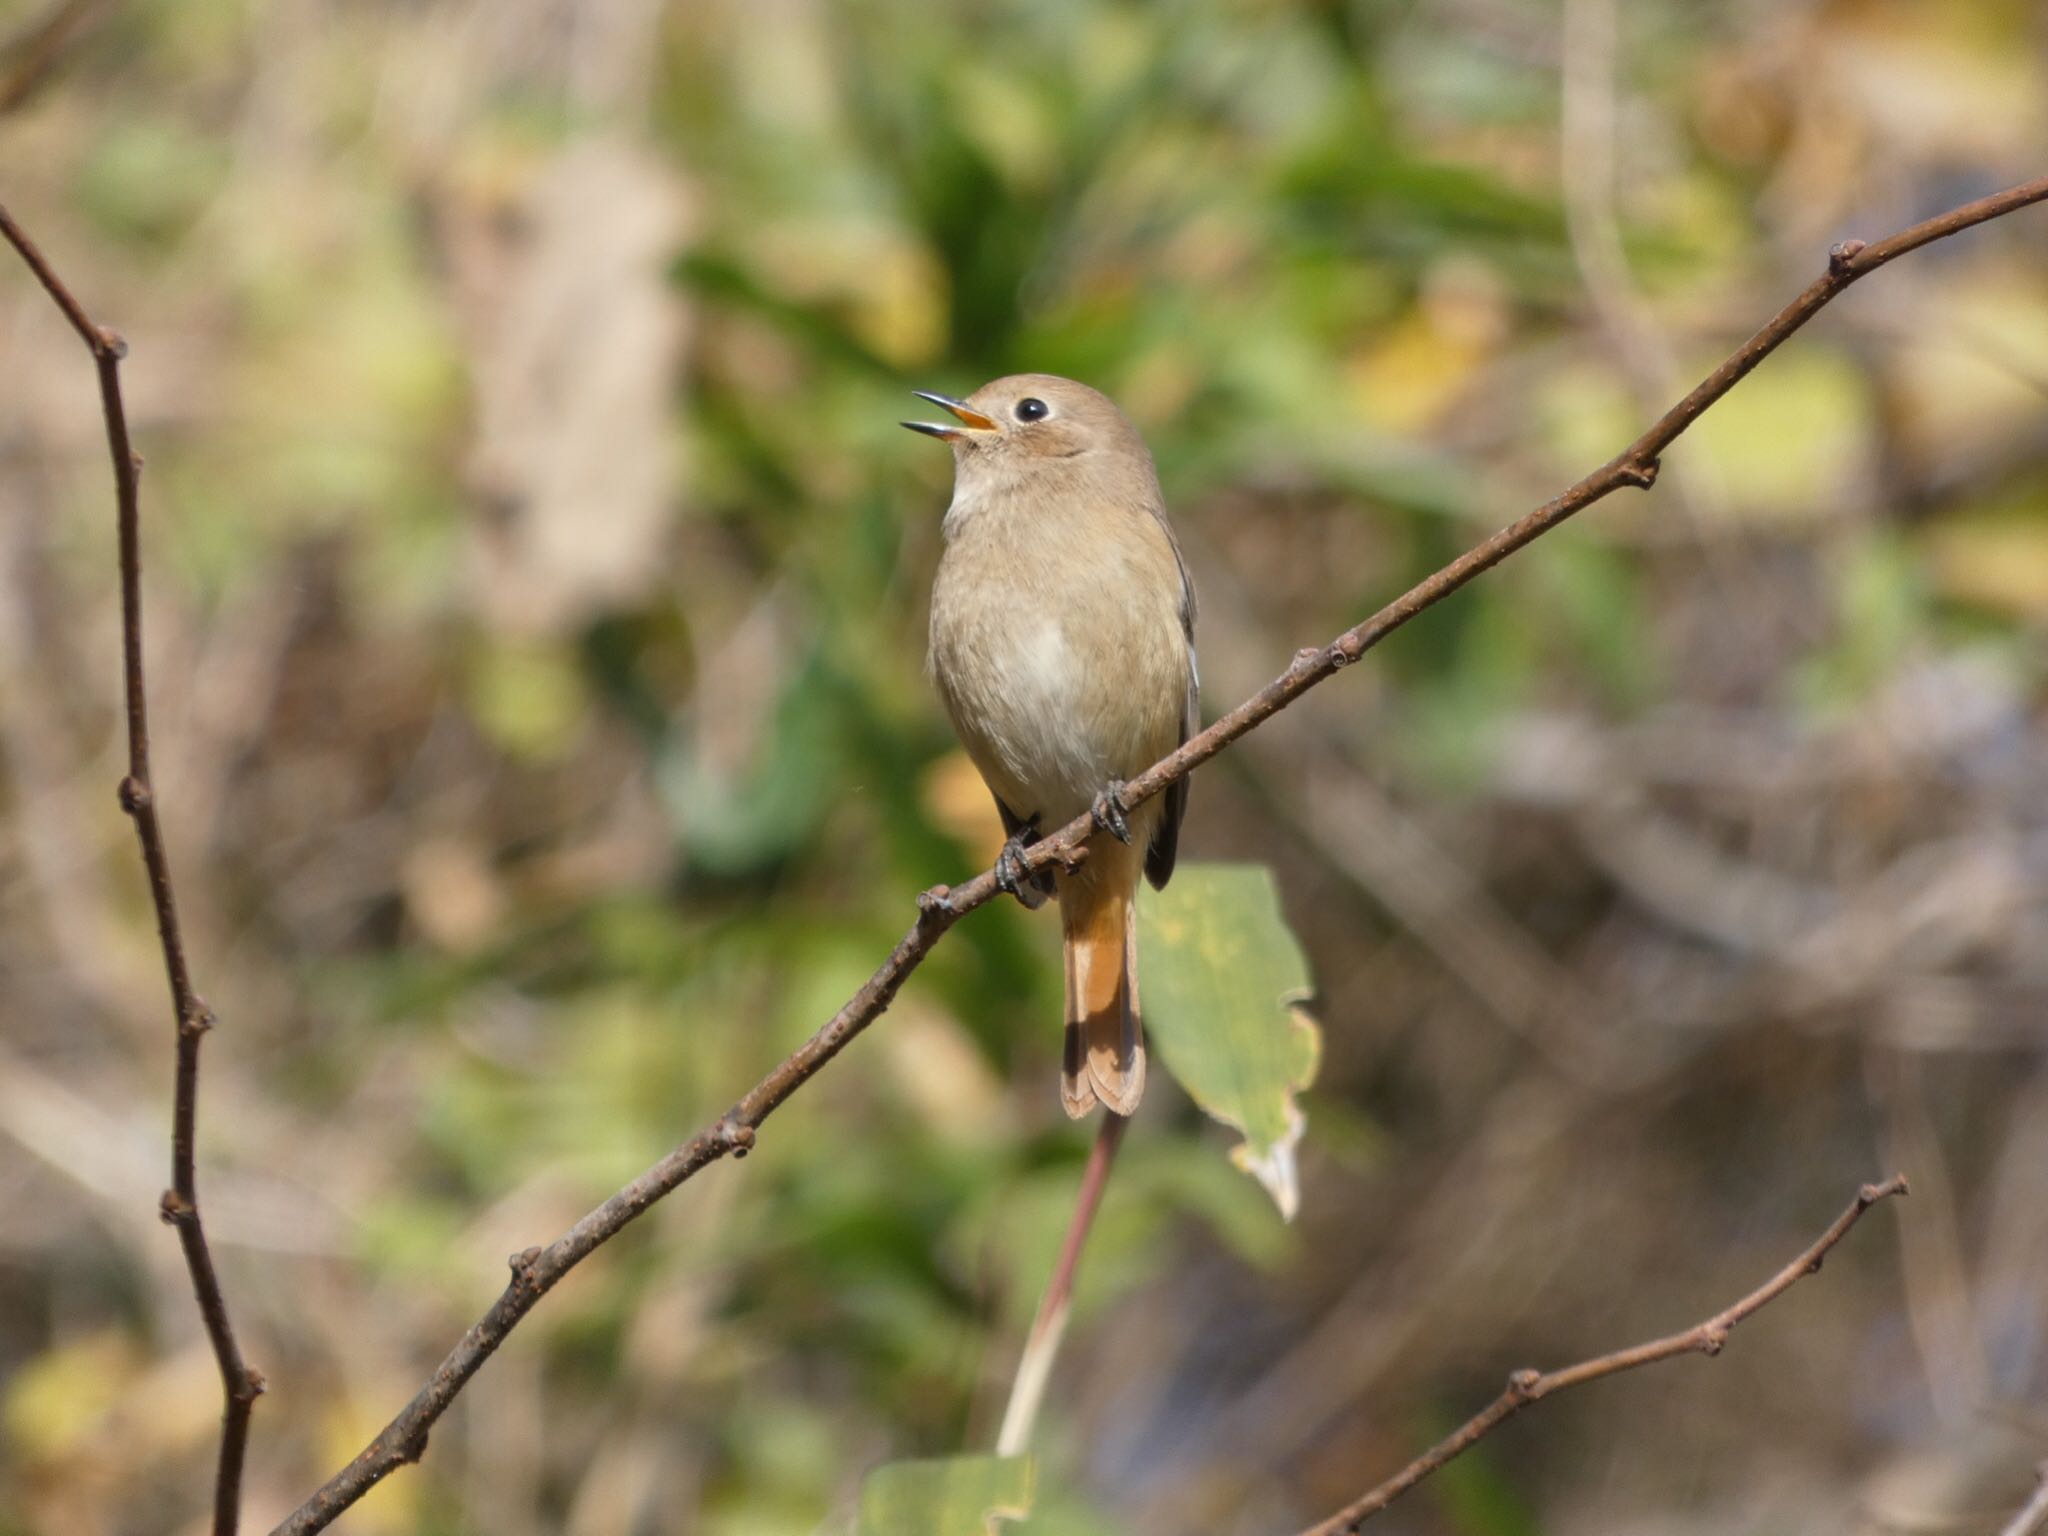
top-left (244, 171), bottom-right (2043, 1531)
top-left (1295, 1175), bottom-right (1909, 1535)
top-left (1, 206), bottom-right (264, 1536)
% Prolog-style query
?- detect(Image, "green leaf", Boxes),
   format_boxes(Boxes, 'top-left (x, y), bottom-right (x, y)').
top-left (857, 1455), bottom-right (1035, 1536)
top-left (1138, 863), bottom-right (1320, 1218)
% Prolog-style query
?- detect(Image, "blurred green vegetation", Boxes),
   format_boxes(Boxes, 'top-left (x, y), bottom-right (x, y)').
top-left (3, 0), bottom-right (2047, 1533)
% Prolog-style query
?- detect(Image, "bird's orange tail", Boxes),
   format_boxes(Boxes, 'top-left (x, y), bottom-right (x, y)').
top-left (1060, 880), bottom-right (1145, 1118)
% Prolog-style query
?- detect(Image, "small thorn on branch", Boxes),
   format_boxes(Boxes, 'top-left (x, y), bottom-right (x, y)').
top-left (1617, 458), bottom-right (1660, 490)
top-left (1828, 238), bottom-right (1867, 275)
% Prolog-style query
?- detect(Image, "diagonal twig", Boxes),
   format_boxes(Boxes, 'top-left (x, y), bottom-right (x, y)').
top-left (0, 205), bottom-right (265, 1536)
top-left (1295, 1175), bottom-right (1910, 1534)
top-left (0, 0), bottom-right (107, 116)
top-left (260, 173), bottom-right (2048, 1536)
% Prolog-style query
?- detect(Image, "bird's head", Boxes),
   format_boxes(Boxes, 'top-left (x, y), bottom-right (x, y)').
top-left (902, 373), bottom-right (1145, 477)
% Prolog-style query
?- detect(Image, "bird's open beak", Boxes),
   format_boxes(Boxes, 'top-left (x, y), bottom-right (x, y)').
top-left (902, 390), bottom-right (997, 440)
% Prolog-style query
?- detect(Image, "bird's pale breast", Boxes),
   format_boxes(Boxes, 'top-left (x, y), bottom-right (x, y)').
top-left (929, 496), bottom-right (1188, 833)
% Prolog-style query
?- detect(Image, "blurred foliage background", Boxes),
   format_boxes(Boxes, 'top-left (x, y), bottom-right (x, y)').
top-left (3, 0), bottom-right (2047, 1532)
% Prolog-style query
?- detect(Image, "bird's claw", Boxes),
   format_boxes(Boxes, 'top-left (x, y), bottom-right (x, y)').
top-left (994, 831), bottom-right (1034, 902)
top-left (1092, 781), bottom-right (1132, 845)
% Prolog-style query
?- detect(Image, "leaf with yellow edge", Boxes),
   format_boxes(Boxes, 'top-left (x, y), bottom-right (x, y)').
top-left (857, 1454), bottom-right (1035, 1536)
top-left (1139, 863), bottom-right (1320, 1219)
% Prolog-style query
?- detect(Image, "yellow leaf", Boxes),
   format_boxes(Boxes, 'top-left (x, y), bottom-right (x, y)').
top-left (922, 749), bottom-right (1007, 864)
top-left (1345, 310), bottom-right (1485, 436)
top-left (3, 1332), bottom-right (141, 1460)
top-left (1683, 347), bottom-right (1871, 521)
top-left (1921, 514), bottom-right (2048, 617)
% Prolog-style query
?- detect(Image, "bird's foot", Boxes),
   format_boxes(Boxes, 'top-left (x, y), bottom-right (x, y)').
top-left (1091, 781), bottom-right (1132, 845)
top-left (994, 828), bottom-right (1037, 903)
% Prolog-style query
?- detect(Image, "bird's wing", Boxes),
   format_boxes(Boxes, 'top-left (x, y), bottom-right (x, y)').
top-left (1145, 514), bottom-right (1198, 891)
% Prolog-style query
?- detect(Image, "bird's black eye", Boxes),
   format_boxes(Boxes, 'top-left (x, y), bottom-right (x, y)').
top-left (1014, 397), bottom-right (1049, 422)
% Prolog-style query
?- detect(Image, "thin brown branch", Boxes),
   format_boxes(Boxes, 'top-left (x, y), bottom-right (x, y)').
top-left (253, 173), bottom-right (2046, 1533)
top-left (0, 204), bottom-right (264, 1536)
top-left (996, 1108), bottom-right (1129, 1456)
top-left (2000, 1463), bottom-right (2048, 1536)
top-left (1296, 1175), bottom-right (1910, 1535)
top-left (0, 0), bottom-right (106, 116)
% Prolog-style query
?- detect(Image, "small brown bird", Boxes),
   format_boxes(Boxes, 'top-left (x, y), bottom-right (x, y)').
top-left (907, 374), bottom-right (1197, 1118)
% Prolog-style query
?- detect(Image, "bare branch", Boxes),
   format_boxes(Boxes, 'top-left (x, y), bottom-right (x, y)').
top-left (996, 1108), bottom-right (1130, 1456)
top-left (0, 205), bottom-right (264, 1536)
top-left (0, 0), bottom-right (107, 116)
top-left (209, 172), bottom-right (2035, 1533)
top-left (1296, 1175), bottom-right (1911, 1535)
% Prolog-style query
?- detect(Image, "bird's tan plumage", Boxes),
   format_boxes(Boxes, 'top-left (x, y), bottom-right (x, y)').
top-left (915, 373), bottom-right (1196, 1117)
